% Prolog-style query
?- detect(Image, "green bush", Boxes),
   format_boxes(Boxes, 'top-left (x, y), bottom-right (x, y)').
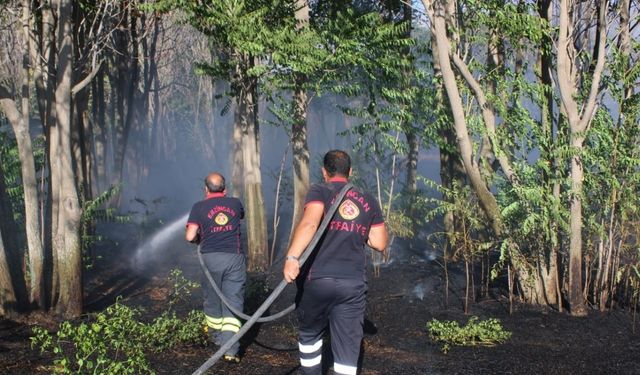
top-left (31, 269), bottom-right (205, 374)
top-left (427, 316), bottom-right (511, 354)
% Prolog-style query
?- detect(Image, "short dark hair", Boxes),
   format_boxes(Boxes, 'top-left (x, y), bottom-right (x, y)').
top-left (205, 173), bottom-right (225, 193)
top-left (323, 150), bottom-right (351, 177)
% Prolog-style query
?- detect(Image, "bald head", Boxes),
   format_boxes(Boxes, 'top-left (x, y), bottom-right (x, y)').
top-left (205, 172), bottom-right (226, 193)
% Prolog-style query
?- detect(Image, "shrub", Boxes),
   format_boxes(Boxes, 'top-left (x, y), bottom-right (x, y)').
top-left (31, 269), bottom-right (205, 374)
top-left (427, 316), bottom-right (511, 354)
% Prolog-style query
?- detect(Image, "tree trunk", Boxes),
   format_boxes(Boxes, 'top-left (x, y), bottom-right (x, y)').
top-left (289, 0), bottom-right (311, 243)
top-left (0, 0), bottom-right (47, 310)
top-left (0, 162), bottom-right (28, 314)
top-left (239, 68), bottom-right (268, 271)
top-left (112, 4), bottom-right (139, 195)
top-left (92, 67), bottom-right (107, 193)
top-left (556, 0), bottom-right (607, 316)
top-left (53, 0), bottom-right (83, 318)
top-left (1, 87), bottom-right (45, 308)
top-left (536, 0), bottom-right (559, 307)
top-left (429, 13), bottom-right (464, 254)
top-left (290, 83), bottom-right (310, 242)
top-left (401, 1), bottom-right (418, 197)
top-left (231, 105), bottom-right (244, 199)
top-left (0, 232), bottom-right (16, 317)
top-left (423, 0), bottom-right (502, 236)
top-left (567, 135), bottom-right (586, 316)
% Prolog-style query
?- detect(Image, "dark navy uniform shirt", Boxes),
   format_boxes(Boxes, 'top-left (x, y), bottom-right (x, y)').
top-left (302, 178), bottom-right (384, 281)
top-left (187, 192), bottom-right (245, 255)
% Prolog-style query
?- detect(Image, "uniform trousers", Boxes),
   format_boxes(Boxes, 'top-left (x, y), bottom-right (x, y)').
top-left (297, 278), bottom-right (366, 375)
top-left (201, 251), bottom-right (246, 356)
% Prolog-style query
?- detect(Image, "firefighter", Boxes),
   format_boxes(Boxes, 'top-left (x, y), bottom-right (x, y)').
top-left (185, 172), bottom-right (245, 363)
top-left (283, 150), bottom-right (389, 375)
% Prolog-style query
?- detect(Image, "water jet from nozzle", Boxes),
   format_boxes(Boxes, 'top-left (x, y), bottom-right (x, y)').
top-left (131, 212), bottom-right (189, 271)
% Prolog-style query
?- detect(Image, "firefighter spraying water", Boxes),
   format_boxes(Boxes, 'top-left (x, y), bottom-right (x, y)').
top-left (185, 172), bottom-right (246, 363)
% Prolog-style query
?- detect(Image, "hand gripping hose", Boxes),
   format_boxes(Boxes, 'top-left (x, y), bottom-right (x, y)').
top-left (192, 183), bottom-right (353, 375)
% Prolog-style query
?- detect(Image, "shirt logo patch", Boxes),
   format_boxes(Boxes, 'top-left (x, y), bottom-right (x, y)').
top-left (339, 199), bottom-right (360, 220)
top-left (214, 212), bottom-right (229, 225)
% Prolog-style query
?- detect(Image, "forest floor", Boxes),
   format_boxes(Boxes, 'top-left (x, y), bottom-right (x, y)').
top-left (1, 224), bottom-right (640, 375)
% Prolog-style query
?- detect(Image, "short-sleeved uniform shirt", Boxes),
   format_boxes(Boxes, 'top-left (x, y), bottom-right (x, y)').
top-left (302, 177), bottom-right (384, 281)
top-left (187, 192), bottom-right (245, 255)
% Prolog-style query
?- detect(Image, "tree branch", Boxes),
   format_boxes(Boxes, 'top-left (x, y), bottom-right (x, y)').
top-left (0, 84), bottom-right (22, 126)
top-left (451, 52), bottom-right (518, 184)
top-left (71, 60), bottom-right (103, 96)
top-left (578, 0), bottom-right (608, 132)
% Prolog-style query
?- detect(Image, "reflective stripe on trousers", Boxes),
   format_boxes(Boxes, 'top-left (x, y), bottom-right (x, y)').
top-left (296, 278), bottom-right (366, 375)
top-left (201, 252), bottom-right (246, 356)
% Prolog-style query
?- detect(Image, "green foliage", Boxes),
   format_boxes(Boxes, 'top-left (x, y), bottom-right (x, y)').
top-left (80, 184), bottom-right (130, 266)
top-left (167, 268), bottom-right (200, 307)
top-left (422, 178), bottom-right (494, 262)
top-left (384, 208), bottom-right (414, 240)
top-left (0, 131), bottom-right (26, 225)
top-left (0, 131), bottom-right (46, 252)
top-left (427, 316), bottom-right (511, 354)
top-left (31, 272), bottom-right (205, 374)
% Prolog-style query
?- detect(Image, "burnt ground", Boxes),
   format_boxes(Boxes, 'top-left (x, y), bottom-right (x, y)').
top-left (2, 227), bottom-right (640, 375)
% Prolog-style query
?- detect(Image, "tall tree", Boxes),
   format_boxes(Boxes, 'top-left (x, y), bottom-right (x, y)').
top-left (52, 0), bottom-right (83, 318)
top-left (423, 0), bottom-right (504, 236)
top-left (0, 155), bottom-right (27, 315)
top-left (556, 0), bottom-right (607, 316)
top-left (0, 0), bottom-right (45, 309)
top-left (160, 0), bottom-right (290, 271)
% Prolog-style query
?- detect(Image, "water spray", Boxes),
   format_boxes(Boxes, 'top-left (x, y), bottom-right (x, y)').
top-left (132, 212), bottom-right (189, 271)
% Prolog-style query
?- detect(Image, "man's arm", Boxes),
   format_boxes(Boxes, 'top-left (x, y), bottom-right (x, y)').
top-left (367, 224), bottom-right (388, 252)
top-left (185, 223), bottom-right (200, 243)
top-left (283, 203), bottom-right (325, 283)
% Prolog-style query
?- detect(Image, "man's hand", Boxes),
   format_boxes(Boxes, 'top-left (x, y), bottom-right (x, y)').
top-left (282, 203), bottom-right (324, 283)
top-left (283, 258), bottom-right (300, 283)
top-left (185, 223), bottom-right (200, 244)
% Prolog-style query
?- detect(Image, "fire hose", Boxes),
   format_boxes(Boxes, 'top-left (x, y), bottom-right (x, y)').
top-left (192, 183), bottom-right (353, 375)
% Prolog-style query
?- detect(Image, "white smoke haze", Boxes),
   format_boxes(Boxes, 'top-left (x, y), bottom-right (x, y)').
top-left (412, 283), bottom-right (425, 301)
top-left (114, 93), bottom-right (442, 273)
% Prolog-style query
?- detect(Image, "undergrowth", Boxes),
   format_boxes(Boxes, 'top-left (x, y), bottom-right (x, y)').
top-left (30, 269), bottom-right (205, 374)
top-left (427, 316), bottom-right (511, 354)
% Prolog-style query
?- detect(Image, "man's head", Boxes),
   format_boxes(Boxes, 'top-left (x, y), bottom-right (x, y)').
top-left (322, 150), bottom-right (351, 178)
top-left (205, 172), bottom-right (226, 193)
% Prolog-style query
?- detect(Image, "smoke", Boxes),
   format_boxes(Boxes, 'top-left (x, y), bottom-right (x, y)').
top-left (413, 283), bottom-right (425, 300)
top-left (115, 94), bottom-right (441, 271)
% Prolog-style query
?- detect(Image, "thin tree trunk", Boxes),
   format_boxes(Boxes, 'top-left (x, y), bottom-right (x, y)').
top-left (0, 161), bottom-right (28, 314)
top-left (536, 0), bottom-right (559, 307)
top-left (1, 80), bottom-right (45, 309)
top-left (290, 82), bottom-right (310, 241)
top-left (93, 67), bottom-right (107, 193)
top-left (557, 0), bottom-right (607, 316)
top-left (231, 105), bottom-right (244, 198)
top-left (289, 0), bottom-right (311, 242)
top-left (239, 68), bottom-right (268, 271)
top-left (0, 232), bottom-right (16, 317)
top-left (423, 0), bottom-right (502, 236)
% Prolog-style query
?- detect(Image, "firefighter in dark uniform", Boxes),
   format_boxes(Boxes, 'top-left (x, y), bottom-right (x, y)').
top-left (283, 150), bottom-right (389, 375)
top-left (185, 172), bottom-right (245, 363)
